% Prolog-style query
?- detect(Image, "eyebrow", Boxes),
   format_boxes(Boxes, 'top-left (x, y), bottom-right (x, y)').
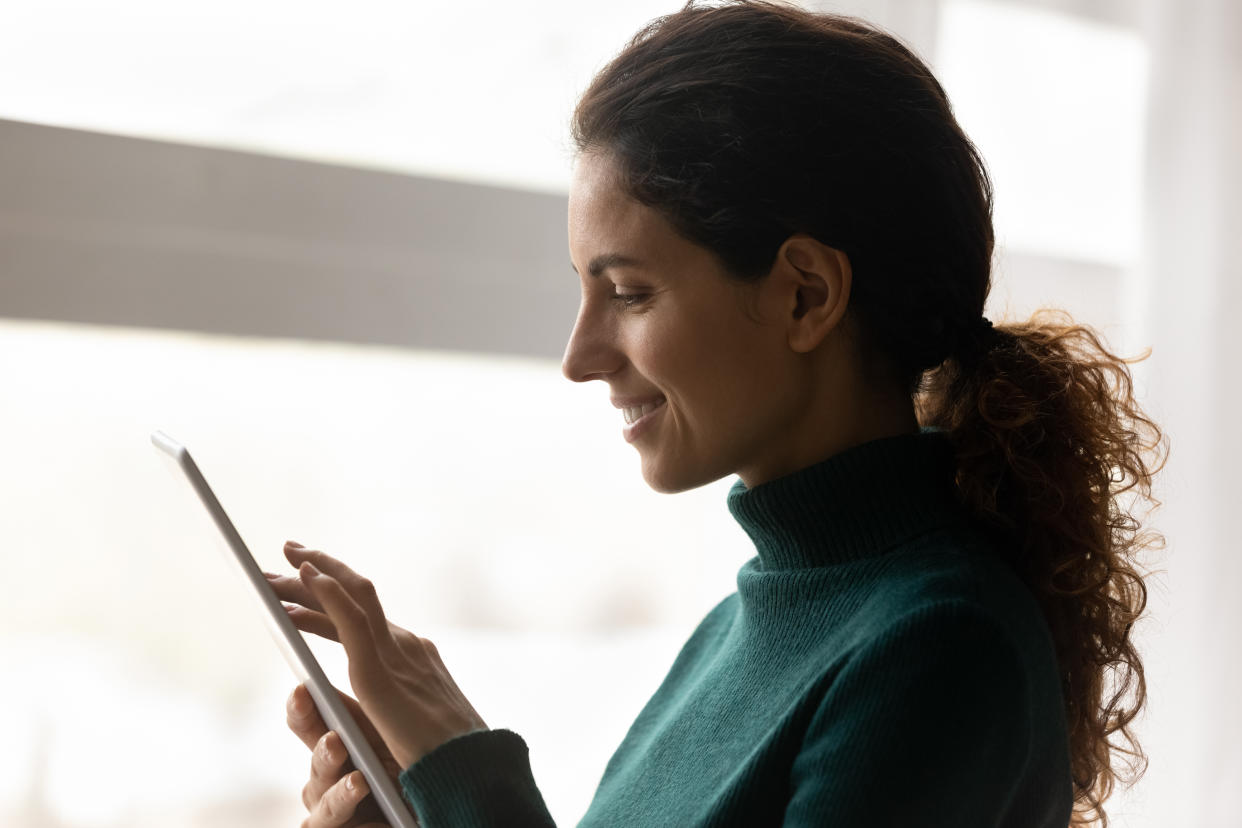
top-left (570, 253), bottom-right (644, 278)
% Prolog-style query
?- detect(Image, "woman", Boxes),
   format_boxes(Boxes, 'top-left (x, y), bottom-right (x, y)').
top-left (267, 1), bottom-right (1166, 825)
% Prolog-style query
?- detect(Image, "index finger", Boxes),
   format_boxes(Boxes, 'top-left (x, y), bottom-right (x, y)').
top-left (285, 543), bottom-right (393, 646)
top-left (287, 683), bottom-right (328, 751)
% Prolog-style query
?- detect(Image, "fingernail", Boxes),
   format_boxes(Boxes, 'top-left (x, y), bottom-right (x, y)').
top-left (345, 772), bottom-right (356, 791)
top-left (285, 540), bottom-right (304, 549)
top-left (291, 687), bottom-right (311, 717)
top-left (301, 562), bottom-right (320, 578)
top-left (262, 571), bottom-right (279, 579)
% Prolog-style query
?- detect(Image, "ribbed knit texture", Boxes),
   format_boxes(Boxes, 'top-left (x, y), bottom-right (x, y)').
top-left (398, 427), bottom-right (1074, 826)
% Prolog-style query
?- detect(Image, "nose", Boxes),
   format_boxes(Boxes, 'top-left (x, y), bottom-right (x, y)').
top-left (561, 299), bottom-right (620, 383)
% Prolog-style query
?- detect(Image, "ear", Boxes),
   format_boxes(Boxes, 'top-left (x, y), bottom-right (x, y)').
top-left (771, 234), bottom-right (852, 354)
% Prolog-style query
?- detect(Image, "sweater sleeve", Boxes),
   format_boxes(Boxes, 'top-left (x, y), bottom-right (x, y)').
top-left (783, 601), bottom-right (1033, 826)
top-left (397, 729), bottom-right (557, 827)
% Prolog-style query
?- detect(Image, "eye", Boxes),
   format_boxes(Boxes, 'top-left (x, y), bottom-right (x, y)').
top-left (610, 291), bottom-right (651, 309)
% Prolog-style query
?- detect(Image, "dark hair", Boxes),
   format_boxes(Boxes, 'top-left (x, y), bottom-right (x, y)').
top-left (571, 2), bottom-right (1169, 825)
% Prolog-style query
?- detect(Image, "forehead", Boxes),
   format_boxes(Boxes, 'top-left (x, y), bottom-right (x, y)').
top-left (566, 155), bottom-right (767, 317)
top-left (569, 153), bottom-right (638, 240)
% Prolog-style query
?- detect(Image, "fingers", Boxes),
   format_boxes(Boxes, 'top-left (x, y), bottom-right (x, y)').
top-left (287, 684), bottom-right (399, 828)
top-left (298, 561), bottom-right (385, 684)
top-left (288, 684), bottom-right (393, 760)
top-left (286, 605), bottom-right (342, 643)
top-left (302, 768), bottom-right (371, 828)
top-left (284, 541), bottom-right (393, 644)
top-left (267, 573), bottom-right (340, 642)
top-left (303, 730), bottom-right (351, 811)
top-left (287, 683), bottom-right (329, 751)
top-left (266, 570), bottom-right (324, 612)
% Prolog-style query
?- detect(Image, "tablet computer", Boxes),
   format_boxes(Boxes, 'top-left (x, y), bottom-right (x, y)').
top-left (151, 430), bottom-right (419, 828)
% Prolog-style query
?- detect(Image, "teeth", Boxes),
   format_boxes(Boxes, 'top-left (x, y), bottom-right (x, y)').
top-left (623, 399), bottom-right (665, 425)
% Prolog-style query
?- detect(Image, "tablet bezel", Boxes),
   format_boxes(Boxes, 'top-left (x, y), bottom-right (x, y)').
top-left (151, 430), bottom-right (420, 828)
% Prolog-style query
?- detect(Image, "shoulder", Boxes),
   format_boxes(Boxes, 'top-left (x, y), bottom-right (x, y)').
top-left (789, 597), bottom-right (1053, 825)
top-left (815, 524), bottom-right (1069, 739)
top-left (844, 596), bottom-right (1030, 687)
top-left (804, 595), bottom-right (1036, 780)
top-left (851, 523), bottom-right (1057, 669)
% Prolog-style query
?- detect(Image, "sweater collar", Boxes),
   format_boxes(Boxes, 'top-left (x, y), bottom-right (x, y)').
top-left (726, 426), bottom-right (966, 571)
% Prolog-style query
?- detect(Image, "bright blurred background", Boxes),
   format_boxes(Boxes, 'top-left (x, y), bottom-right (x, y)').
top-left (1, 0), bottom-right (1238, 826)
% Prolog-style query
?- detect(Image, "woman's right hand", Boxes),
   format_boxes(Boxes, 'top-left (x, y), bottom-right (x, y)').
top-left (286, 682), bottom-right (407, 828)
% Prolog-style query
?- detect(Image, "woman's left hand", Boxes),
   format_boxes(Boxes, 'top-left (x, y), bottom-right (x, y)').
top-left (267, 541), bottom-right (489, 771)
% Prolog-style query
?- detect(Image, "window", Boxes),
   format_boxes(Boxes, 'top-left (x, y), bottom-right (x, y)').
top-left (935, 0), bottom-right (1149, 347)
top-left (0, 319), bottom-right (748, 825)
top-left (0, 1), bottom-right (1157, 824)
top-left (0, 0), bottom-right (673, 193)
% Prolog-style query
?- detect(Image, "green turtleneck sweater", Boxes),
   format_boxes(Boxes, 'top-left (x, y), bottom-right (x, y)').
top-left (397, 427), bottom-right (1074, 826)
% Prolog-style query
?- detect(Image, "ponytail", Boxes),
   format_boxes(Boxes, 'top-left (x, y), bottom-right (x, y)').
top-left (917, 308), bottom-right (1169, 826)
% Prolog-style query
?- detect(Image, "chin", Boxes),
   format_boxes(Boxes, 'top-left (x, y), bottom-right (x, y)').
top-left (640, 456), bottom-right (724, 495)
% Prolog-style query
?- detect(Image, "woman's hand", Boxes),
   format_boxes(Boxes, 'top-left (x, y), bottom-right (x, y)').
top-left (285, 682), bottom-right (395, 827)
top-left (267, 540), bottom-right (489, 772)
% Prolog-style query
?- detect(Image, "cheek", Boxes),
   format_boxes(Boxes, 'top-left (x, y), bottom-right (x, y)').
top-left (637, 291), bottom-right (777, 414)
top-left (707, 330), bottom-right (795, 429)
top-left (664, 321), bottom-right (761, 415)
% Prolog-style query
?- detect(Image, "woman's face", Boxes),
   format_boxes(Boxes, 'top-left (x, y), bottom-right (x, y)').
top-left (562, 152), bottom-right (808, 493)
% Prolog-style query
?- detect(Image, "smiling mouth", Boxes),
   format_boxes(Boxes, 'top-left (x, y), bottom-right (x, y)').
top-left (622, 398), bottom-right (667, 425)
